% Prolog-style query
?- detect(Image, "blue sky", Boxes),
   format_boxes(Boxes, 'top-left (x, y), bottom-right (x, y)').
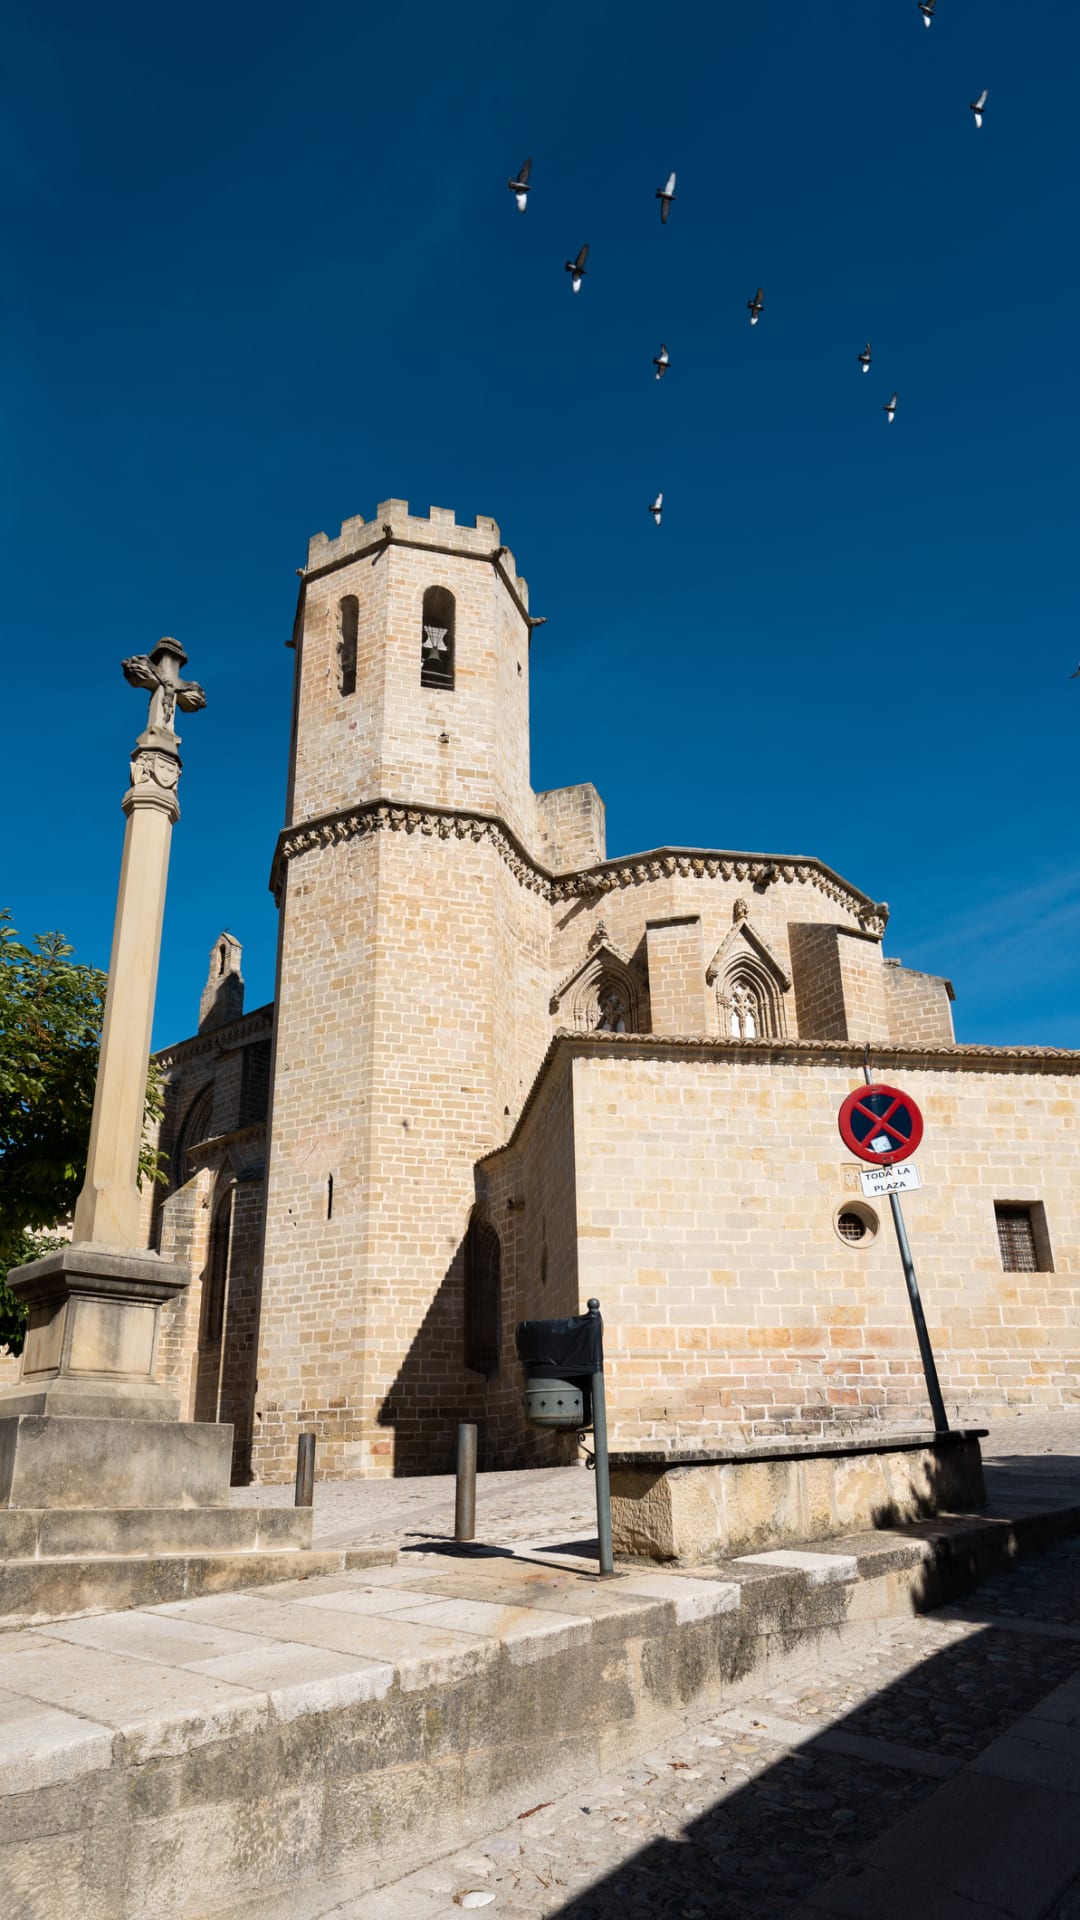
top-left (3, 0), bottom-right (1077, 1050)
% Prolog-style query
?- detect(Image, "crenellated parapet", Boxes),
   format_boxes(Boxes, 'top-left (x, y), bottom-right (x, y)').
top-left (301, 500), bottom-right (530, 618)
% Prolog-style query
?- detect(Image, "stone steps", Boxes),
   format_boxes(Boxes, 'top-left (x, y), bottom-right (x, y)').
top-left (0, 1504), bottom-right (312, 1559)
top-left (0, 1542), bottom-right (396, 1629)
top-left (4, 1495), bottom-right (1080, 1920)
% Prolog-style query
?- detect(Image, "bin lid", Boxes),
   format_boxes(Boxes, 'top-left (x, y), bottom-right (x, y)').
top-left (515, 1309), bottom-right (603, 1374)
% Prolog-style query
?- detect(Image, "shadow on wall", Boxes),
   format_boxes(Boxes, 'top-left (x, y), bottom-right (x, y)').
top-left (376, 1199), bottom-right (580, 1477)
top-left (375, 1230), bottom-right (491, 1476)
top-left (539, 1532), bottom-right (1080, 1920)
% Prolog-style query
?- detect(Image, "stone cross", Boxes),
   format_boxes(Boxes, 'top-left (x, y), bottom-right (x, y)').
top-left (70, 640), bottom-right (206, 1250)
top-left (122, 636), bottom-right (206, 734)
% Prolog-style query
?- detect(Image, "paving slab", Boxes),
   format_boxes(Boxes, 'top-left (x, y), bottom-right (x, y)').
top-left (1, 1638), bottom-right (267, 1767)
top-left (186, 1643), bottom-right (395, 1719)
top-left (0, 1688), bottom-right (113, 1792)
top-left (616, 1573), bottom-right (742, 1623)
top-left (736, 1548), bottom-right (860, 1584)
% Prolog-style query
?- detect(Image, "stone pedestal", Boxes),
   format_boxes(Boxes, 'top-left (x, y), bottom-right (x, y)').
top-left (0, 1245), bottom-right (318, 1617)
top-left (1, 1242), bottom-right (187, 1422)
top-left (609, 1429), bottom-right (988, 1566)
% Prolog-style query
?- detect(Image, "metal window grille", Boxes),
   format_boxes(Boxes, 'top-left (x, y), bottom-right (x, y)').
top-left (837, 1211), bottom-right (867, 1243)
top-left (995, 1205), bottom-right (1038, 1272)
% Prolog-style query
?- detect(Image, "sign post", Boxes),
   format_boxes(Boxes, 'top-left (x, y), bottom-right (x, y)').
top-left (837, 1069), bottom-right (949, 1434)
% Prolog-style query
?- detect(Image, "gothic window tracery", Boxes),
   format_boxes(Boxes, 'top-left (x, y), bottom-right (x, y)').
top-left (707, 908), bottom-right (790, 1043)
top-left (727, 978), bottom-right (762, 1038)
top-left (595, 980), bottom-right (628, 1032)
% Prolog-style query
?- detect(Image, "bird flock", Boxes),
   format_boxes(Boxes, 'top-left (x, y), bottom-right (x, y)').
top-left (506, 0), bottom-right (991, 531)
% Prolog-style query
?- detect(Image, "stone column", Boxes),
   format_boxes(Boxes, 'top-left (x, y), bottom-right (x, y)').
top-left (73, 710), bottom-right (185, 1247)
top-left (1, 640), bottom-right (209, 1440)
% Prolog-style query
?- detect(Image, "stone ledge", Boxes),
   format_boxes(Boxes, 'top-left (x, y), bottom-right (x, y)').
top-left (1, 1496), bottom-right (1077, 1919)
top-left (0, 1504), bottom-right (313, 1560)
top-left (0, 1544), bottom-right (395, 1631)
top-left (610, 1432), bottom-right (988, 1564)
top-left (608, 1428), bottom-right (987, 1468)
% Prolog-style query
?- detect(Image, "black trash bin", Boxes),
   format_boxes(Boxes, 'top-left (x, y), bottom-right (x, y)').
top-left (515, 1308), bottom-right (603, 1430)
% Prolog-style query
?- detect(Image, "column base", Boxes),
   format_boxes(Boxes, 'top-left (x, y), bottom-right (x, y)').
top-left (2, 1241), bottom-right (189, 1419)
top-left (0, 1414), bottom-right (234, 1509)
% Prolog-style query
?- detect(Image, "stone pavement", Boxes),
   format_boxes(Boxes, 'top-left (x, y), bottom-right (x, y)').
top-left (229, 1408), bottom-right (1080, 1556)
top-left (262, 1534), bottom-right (1080, 1920)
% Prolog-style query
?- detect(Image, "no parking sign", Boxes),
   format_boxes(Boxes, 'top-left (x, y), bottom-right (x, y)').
top-left (837, 1083), bottom-right (923, 1165)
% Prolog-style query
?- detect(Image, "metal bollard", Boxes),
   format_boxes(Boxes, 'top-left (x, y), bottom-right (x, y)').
top-left (294, 1431), bottom-right (316, 1507)
top-left (455, 1422), bottom-right (477, 1541)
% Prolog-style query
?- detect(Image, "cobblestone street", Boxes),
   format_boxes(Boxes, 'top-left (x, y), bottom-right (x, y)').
top-left (289, 1533), bottom-right (1080, 1920)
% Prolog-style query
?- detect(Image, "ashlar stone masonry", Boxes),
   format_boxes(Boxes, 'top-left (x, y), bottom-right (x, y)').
top-left (120, 501), bottom-right (1077, 1482)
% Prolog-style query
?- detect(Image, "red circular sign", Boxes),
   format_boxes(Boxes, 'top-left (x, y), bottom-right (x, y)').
top-left (838, 1083), bottom-right (924, 1165)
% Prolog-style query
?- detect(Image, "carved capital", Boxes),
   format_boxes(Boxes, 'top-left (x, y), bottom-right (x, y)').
top-left (123, 747), bottom-right (182, 820)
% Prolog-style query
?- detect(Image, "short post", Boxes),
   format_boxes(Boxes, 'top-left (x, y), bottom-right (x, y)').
top-left (455, 1422), bottom-right (477, 1541)
top-left (294, 1431), bottom-right (316, 1507)
top-left (888, 1192), bottom-right (950, 1433)
top-left (587, 1299), bottom-right (614, 1576)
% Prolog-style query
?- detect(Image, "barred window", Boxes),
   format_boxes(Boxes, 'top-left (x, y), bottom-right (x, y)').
top-left (995, 1203), bottom-right (1049, 1273)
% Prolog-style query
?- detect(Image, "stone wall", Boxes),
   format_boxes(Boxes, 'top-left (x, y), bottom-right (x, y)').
top-left (484, 1036), bottom-right (1080, 1446)
top-left (885, 961), bottom-right (956, 1045)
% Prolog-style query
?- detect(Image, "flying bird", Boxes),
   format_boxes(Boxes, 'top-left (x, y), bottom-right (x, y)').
top-left (883, 392), bottom-right (898, 423)
top-left (1071, 665), bottom-right (1080, 679)
top-left (648, 492), bottom-right (663, 526)
top-left (747, 287), bottom-right (764, 325)
top-left (565, 244), bottom-right (589, 293)
top-left (656, 172), bottom-right (676, 224)
top-left (508, 157), bottom-right (532, 212)
top-left (970, 88), bottom-right (988, 128)
top-left (918, 0), bottom-right (936, 27)
top-left (858, 342), bottom-right (872, 374)
top-left (653, 343), bottom-right (670, 379)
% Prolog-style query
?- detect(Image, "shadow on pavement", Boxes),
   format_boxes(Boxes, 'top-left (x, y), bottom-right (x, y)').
top-left (541, 1538), bottom-right (1080, 1920)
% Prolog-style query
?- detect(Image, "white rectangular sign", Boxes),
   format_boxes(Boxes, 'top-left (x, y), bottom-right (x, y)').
top-left (860, 1162), bottom-right (921, 1198)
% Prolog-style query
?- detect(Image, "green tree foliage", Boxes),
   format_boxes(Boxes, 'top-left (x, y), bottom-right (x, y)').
top-left (0, 912), bottom-right (166, 1355)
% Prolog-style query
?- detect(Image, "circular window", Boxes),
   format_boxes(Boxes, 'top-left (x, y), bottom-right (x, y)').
top-left (833, 1201), bottom-right (879, 1247)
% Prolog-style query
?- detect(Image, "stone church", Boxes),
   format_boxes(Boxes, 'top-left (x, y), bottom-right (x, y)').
top-left (139, 500), bottom-right (1079, 1482)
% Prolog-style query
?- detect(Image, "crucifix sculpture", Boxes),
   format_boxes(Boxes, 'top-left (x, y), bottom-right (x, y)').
top-left (122, 636), bottom-right (206, 733)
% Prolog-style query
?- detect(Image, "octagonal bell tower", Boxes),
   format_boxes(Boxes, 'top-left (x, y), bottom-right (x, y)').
top-left (254, 502), bottom-right (553, 1480)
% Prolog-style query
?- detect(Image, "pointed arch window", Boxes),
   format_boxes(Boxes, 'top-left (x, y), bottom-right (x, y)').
top-left (339, 596), bottom-right (358, 697)
top-left (718, 963), bottom-right (784, 1039)
top-left (464, 1209), bottom-right (501, 1376)
top-left (171, 1084), bottom-right (214, 1189)
top-left (202, 1186), bottom-right (233, 1347)
top-left (421, 586), bottom-right (456, 689)
top-left (727, 976), bottom-right (764, 1038)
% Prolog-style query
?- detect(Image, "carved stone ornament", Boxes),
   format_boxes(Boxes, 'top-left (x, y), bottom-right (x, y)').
top-left (858, 901), bottom-right (890, 937)
top-left (732, 897), bottom-right (750, 924)
top-left (131, 749), bottom-right (180, 792)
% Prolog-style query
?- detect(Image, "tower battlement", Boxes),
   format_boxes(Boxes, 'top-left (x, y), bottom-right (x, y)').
top-left (305, 501), bottom-right (528, 610)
